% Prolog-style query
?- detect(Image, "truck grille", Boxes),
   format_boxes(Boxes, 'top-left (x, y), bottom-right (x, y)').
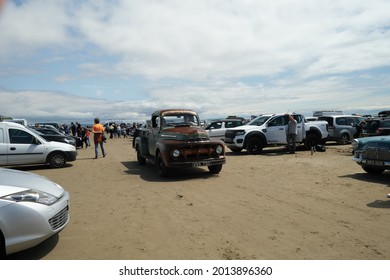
top-left (175, 144), bottom-right (220, 160)
top-left (49, 206), bottom-right (69, 231)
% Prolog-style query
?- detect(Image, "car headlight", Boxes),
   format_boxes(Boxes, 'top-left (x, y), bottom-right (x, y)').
top-left (65, 138), bottom-right (76, 145)
top-left (172, 149), bottom-right (180, 158)
top-left (351, 139), bottom-right (359, 151)
top-left (1, 190), bottom-right (58, 205)
top-left (216, 145), bottom-right (224, 155)
top-left (235, 130), bottom-right (246, 136)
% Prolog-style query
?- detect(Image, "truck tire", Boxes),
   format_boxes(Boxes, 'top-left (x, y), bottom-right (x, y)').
top-left (304, 133), bottom-right (320, 150)
top-left (338, 133), bottom-right (349, 145)
top-left (208, 164), bottom-right (222, 174)
top-left (156, 153), bottom-right (169, 177)
top-left (48, 152), bottom-right (67, 168)
top-left (246, 137), bottom-right (263, 155)
top-left (137, 148), bottom-right (146, 165)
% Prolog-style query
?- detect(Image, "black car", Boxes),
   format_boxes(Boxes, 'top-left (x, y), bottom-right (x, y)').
top-left (362, 117), bottom-right (390, 137)
top-left (29, 127), bottom-right (82, 148)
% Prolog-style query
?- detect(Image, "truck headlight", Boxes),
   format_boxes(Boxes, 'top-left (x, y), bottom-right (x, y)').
top-left (172, 149), bottom-right (180, 158)
top-left (216, 145), bottom-right (223, 155)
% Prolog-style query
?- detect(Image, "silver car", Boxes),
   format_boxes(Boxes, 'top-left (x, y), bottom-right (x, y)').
top-left (318, 115), bottom-right (365, 144)
top-left (0, 168), bottom-right (70, 257)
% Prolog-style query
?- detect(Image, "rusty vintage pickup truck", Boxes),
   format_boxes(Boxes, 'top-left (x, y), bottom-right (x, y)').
top-left (133, 109), bottom-right (226, 177)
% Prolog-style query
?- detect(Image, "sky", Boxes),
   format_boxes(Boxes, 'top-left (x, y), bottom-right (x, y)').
top-left (0, 0), bottom-right (389, 124)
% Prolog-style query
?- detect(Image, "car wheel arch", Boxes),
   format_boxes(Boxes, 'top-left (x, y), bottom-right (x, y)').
top-left (46, 151), bottom-right (68, 168)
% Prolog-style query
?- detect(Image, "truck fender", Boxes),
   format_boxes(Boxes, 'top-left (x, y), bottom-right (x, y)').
top-left (135, 136), bottom-right (149, 156)
top-left (244, 131), bottom-right (267, 148)
top-left (306, 127), bottom-right (323, 139)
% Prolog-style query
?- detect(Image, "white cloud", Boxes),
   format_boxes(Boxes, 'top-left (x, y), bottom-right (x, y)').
top-left (0, 0), bottom-right (389, 122)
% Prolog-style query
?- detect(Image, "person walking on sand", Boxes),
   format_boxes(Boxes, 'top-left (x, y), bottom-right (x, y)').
top-left (285, 113), bottom-right (297, 154)
top-left (92, 118), bottom-right (107, 159)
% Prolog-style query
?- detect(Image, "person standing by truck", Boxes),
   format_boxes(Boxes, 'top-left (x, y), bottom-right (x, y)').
top-left (92, 118), bottom-right (107, 159)
top-left (285, 113), bottom-right (298, 154)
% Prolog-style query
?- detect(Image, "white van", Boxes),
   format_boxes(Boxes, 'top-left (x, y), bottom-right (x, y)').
top-left (3, 118), bottom-right (28, 126)
top-left (0, 122), bottom-right (77, 168)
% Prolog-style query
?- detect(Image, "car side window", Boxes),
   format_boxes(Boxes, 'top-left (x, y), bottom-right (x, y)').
top-left (225, 121), bottom-right (238, 128)
top-left (336, 117), bottom-right (346, 125)
top-left (383, 120), bottom-right (390, 128)
top-left (212, 122), bottom-right (222, 129)
top-left (347, 117), bottom-right (359, 125)
top-left (268, 116), bottom-right (285, 127)
top-left (9, 129), bottom-right (34, 144)
top-left (293, 115), bottom-right (302, 123)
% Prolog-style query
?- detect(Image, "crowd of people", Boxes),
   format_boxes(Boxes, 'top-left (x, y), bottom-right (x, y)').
top-left (55, 120), bottom-right (140, 159)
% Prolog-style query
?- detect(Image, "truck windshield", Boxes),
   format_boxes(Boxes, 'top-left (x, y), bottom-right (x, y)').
top-left (247, 116), bottom-right (271, 126)
top-left (163, 114), bottom-right (200, 127)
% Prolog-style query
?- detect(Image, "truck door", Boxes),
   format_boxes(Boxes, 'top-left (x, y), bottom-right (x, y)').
top-left (6, 128), bottom-right (46, 165)
top-left (148, 116), bottom-right (159, 156)
top-left (266, 116), bottom-right (287, 144)
top-left (293, 114), bottom-right (304, 142)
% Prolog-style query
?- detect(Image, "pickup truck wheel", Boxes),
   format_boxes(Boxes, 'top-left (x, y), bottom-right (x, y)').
top-left (137, 149), bottom-right (146, 165)
top-left (208, 164), bottom-right (222, 174)
top-left (156, 153), bottom-right (169, 177)
top-left (362, 166), bottom-right (385, 174)
top-left (338, 133), bottom-right (349, 145)
top-left (48, 152), bottom-right (67, 168)
top-left (247, 137), bottom-right (263, 155)
top-left (304, 133), bottom-right (320, 149)
top-left (229, 147), bottom-right (243, 153)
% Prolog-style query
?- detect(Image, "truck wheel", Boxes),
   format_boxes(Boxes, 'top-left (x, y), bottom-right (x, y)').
top-left (137, 148), bottom-right (146, 165)
top-left (304, 133), bottom-right (320, 149)
top-left (229, 147), bottom-right (243, 153)
top-left (156, 153), bottom-right (169, 177)
top-left (247, 137), bottom-right (263, 155)
top-left (48, 152), bottom-right (67, 168)
top-left (362, 166), bottom-right (385, 174)
top-left (338, 133), bottom-right (349, 145)
top-left (208, 164), bottom-right (222, 174)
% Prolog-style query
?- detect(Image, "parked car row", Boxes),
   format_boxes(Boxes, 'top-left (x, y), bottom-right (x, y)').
top-left (31, 126), bottom-right (83, 148)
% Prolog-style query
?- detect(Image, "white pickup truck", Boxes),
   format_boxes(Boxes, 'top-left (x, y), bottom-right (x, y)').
top-left (224, 113), bottom-right (329, 154)
top-left (0, 121), bottom-right (77, 168)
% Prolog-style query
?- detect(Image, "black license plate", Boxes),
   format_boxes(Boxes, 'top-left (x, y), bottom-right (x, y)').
top-left (366, 160), bottom-right (384, 166)
top-left (192, 161), bottom-right (211, 167)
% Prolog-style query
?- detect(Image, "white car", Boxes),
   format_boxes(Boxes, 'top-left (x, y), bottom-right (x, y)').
top-left (204, 118), bottom-right (245, 140)
top-left (0, 121), bottom-right (77, 168)
top-left (0, 168), bottom-right (70, 257)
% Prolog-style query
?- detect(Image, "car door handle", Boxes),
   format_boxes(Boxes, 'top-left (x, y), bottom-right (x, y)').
top-left (10, 147), bottom-right (16, 151)
top-left (279, 128), bottom-right (284, 130)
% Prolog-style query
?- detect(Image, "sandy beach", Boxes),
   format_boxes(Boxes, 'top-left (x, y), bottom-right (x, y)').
top-left (7, 137), bottom-right (390, 260)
